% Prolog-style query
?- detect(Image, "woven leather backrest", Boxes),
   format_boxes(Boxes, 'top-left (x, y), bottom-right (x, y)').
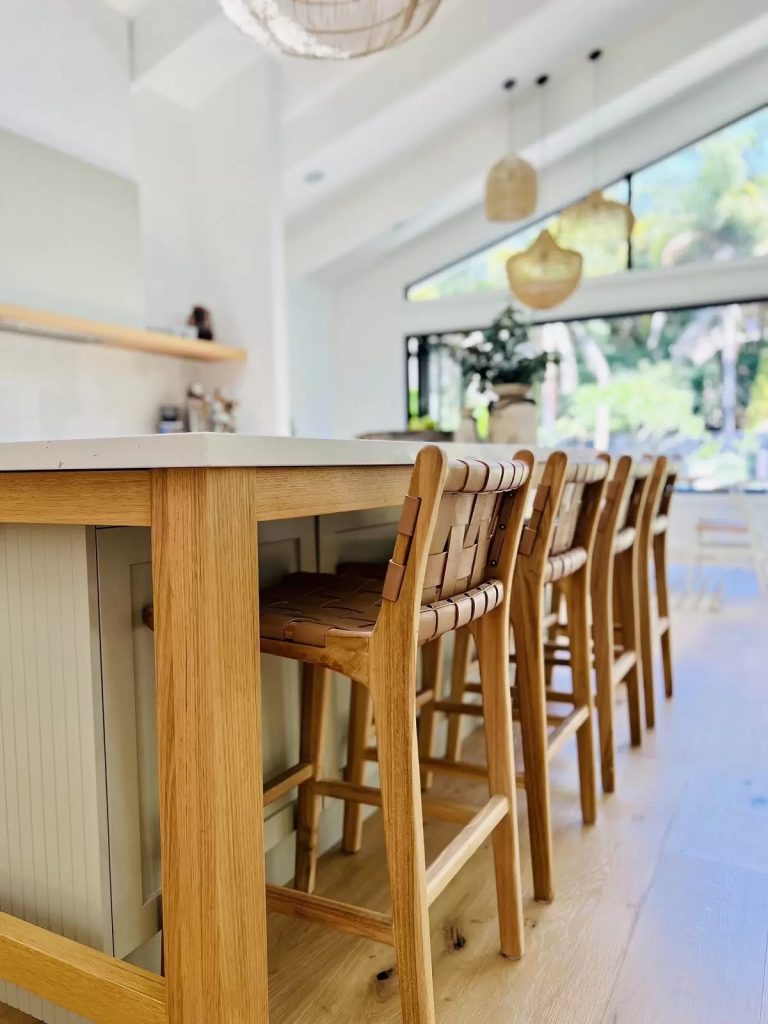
top-left (518, 453), bottom-right (609, 562)
top-left (550, 459), bottom-right (610, 555)
top-left (620, 461), bottom-right (651, 531)
top-left (659, 465), bottom-right (677, 516)
top-left (382, 456), bottom-right (532, 606)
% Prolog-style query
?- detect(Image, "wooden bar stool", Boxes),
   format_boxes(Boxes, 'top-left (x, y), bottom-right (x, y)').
top-left (259, 446), bottom-right (533, 1024)
top-left (548, 455), bottom-right (650, 793)
top-left (434, 452), bottom-right (609, 903)
top-left (637, 456), bottom-right (677, 727)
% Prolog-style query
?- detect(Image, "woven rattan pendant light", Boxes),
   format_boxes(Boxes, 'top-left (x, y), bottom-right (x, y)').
top-left (220, 0), bottom-right (443, 59)
top-left (506, 75), bottom-right (583, 310)
top-left (560, 50), bottom-right (634, 239)
top-left (507, 228), bottom-right (583, 309)
top-left (485, 79), bottom-right (537, 222)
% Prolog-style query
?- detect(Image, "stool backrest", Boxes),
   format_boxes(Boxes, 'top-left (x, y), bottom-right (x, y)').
top-left (622, 460), bottom-right (653, 531)
top-left (593, 455), bottom-right (652, 572)
top-left (639, 455), bottom-right (670, 549)
top-left (380, 446), bottom-right (534, 616)
top-left (518, 451), bottom-right (609, 567)
top-left (658, 463), bottom-right (677, 519)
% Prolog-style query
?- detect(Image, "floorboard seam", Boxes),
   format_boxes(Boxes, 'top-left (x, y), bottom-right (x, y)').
top-left (596, 775), bottom-right (688, 1024)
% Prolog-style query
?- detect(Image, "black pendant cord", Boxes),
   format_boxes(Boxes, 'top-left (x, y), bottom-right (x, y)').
top-left (536, 73), bottom-right (550, 212)
top-left (589, 49), bottom-right (604, 192)
top-left (503, 78), bottom-right (517, 157)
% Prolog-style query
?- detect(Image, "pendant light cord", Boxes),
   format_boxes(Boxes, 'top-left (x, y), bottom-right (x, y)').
top-left (503, 78), bottom-right (517, 157)
top-left (536, 73), bottom-right (550, 216)
top-left (590, 49), bottom-right (603, 191)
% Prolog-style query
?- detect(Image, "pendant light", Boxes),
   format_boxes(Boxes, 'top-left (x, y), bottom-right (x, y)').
top-left (507, 75), bottom-right (583, 310)
top-left (560, 50), bottom-right (635, 239)
top-left (220, 0), bottom-right (443, 60)
top-left (485, 79), bottom-right (537, 222)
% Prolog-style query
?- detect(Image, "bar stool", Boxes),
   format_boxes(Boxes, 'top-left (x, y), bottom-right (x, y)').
top-left (259, 446), bottom-right (533, 1024)
top-left (418, 452), bottom-right (608, 903)
top-left (637, 456), bottom-right (676, 727)
top-left (547, 455), bottom-right (650, 793)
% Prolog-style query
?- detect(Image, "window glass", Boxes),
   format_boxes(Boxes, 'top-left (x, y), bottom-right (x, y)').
top-left (408, 301), bottom-right (768, 489)
top-left (407, 180), bottom-right (629, 302)
top-left (632, 106), bottom-right (768, 268)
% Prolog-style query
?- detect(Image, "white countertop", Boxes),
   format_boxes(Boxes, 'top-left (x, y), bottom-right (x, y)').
top-left (0, 433), bottom-right (569, 472)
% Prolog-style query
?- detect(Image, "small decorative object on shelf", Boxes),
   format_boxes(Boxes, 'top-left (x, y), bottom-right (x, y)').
top-left (457, 304), bottom-right (558, 443)
top-left (506, 228), bottom-right (583, 309)
top-left (157, 404), bottom-right (185, 434)
top-left (186, 305), bottom-right (215, 341)
top-left (220, 0), bottom-right (443, 59)
top-left (185, 383), bottom-right (239, 432)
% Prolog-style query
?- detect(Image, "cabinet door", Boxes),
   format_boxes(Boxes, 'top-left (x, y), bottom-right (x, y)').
top-left (317, 507), bottom-right (400, 572)
top-left (96, 519), bottom-right (319, 956)
top-left (95, 527), bottom-right (161, 961)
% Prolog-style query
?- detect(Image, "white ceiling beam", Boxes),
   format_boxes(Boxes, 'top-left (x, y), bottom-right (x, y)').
top-left (400, 257), bottom-right (768, 336)
top-left (130, 0), bottom-right (258, 108)
top-left (286, 0), bottom-right (768, 279)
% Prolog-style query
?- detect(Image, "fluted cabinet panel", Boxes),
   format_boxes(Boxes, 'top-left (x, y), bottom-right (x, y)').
top-left (0, 524), bottom-right (109, 1024)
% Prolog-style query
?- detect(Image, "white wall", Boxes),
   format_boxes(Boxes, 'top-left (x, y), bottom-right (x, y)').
top-left (0, 129), bottom-right (143, 323)
top-left (288, 280), bottom-right (335, 437)
top-left (0, 128), bottom-right (204, 442)
top-left (132, 61), bottom-right (291, 436)
top-left (0, 329), bottom-right (197, 442)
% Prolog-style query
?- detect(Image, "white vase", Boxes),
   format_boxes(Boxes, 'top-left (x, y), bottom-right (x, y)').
top-left (488, 383), bottom-right (538, 445)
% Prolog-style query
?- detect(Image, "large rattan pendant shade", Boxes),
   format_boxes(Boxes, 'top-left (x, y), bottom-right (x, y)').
top-left (560, 188), bottom-right (635, 240)
top-left (506, 229), bottom-right (583, 310)
top-left (220, 0), bottom-right (443, 58)
top-left (485, 156), bottom-right (537, 222)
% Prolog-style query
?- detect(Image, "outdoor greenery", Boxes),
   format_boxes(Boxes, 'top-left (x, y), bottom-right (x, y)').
top-left (457, 305), bottom-right (554, 390)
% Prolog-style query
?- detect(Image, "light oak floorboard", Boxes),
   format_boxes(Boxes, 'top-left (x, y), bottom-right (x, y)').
top-left (4, 592), bottom-right (766, 1024)
top-left (601, 853), bottom-right (768, 1024)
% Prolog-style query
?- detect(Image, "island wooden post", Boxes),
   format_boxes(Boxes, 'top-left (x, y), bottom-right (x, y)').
top-left (150, 467), bottom-right (270, 1024)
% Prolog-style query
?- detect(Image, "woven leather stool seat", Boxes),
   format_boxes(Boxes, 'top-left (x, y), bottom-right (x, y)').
top-left (544, 546), bottom-right (587, 584)
top-left (260, 570), bottom-right (504, 648)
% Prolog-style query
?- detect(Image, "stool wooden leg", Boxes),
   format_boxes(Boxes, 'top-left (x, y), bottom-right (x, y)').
top-left (593, 563), bottom-right (616, 794)
top-left (295, 663), bottom-right (330, 893)
top-left (445, 625), bottom-right (472, 761)
top-left (418, 637), bottom-right (444, 790)
top-left (563, 573), bottom-right (597, 826)
top-left (616, 548), bottom-right (643, 747)
top-left (511, 575), bottom-right (554, 903)
top-left (654, 532), bottom-right (674, 699)
top-left (373, 655), bottom-right (435, 1024)
top-left (544, 582), bottom-right (562, 688)
top-left (636, 546), bottom-right (656, 729)
top-left (342, 680), bottom-right (373, 854)
top-left (473, 611), bottom-right (524, 959)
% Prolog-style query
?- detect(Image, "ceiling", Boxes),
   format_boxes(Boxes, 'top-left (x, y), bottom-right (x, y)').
top-left (101, 0), bottom-right (151, 13)
top-left (1, 0), bottom-right (766, 279)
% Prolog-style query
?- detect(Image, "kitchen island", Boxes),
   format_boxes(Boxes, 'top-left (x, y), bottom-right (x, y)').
top-left (0, 433), bottom-right (547, 1024)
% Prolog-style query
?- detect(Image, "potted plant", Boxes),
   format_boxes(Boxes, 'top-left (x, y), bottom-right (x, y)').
top-left (457, 305), bottom-right (557, 443)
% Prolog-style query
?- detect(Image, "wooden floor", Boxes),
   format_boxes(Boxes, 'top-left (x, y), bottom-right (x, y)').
top-left (6, 585), bottom-right (768, 1023)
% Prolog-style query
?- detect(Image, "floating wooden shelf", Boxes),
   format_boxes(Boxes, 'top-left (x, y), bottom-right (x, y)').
top-left (0, 303), bottom-right (246, 363)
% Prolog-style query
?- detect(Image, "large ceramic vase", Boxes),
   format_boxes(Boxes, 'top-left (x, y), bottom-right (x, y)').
top-left (488, 383), bottom-right (538, 444)
top-left (454, 409), bottom-right (478, 443)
